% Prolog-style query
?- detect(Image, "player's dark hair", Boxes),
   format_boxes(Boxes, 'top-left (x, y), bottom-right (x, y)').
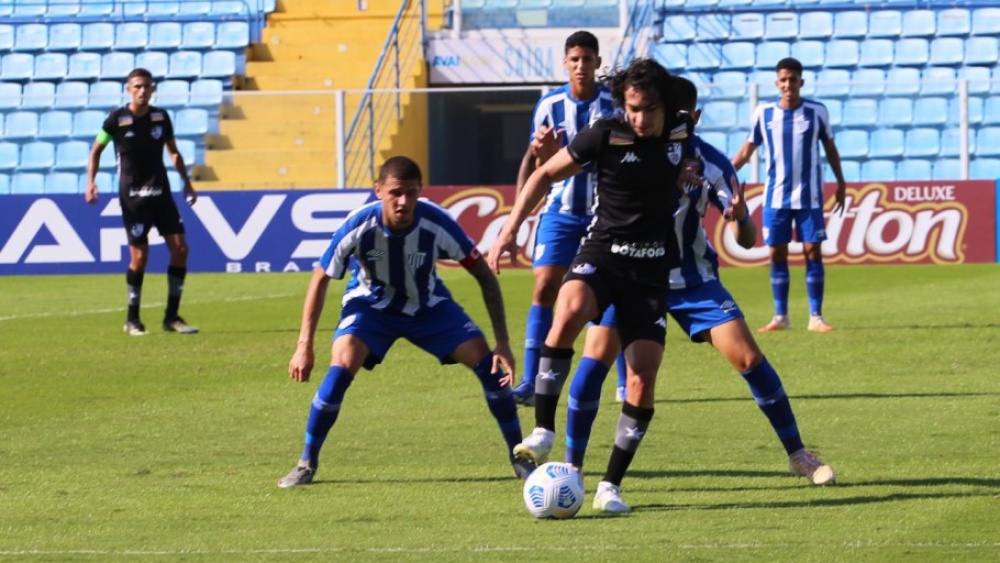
top-left (604, 57), bottom-right (678, 114)
top-left (126, 68), bottom-right (154, 83)
top-left (565, 30), bottom-right (599, 55)
top-left (776, 57), bottom-right (803, 76)
top-left (673, 76), bottom-right (698, 112)
top-left (378, 156), bottom-right (422, 184)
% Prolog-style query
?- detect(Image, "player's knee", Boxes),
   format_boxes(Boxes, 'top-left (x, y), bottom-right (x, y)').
top-left (172, 242), bottom-right (189, 262)
top-left (532, 274), bottom-right (561, 305)
top-left (733, 350), bottom-right (764, 373)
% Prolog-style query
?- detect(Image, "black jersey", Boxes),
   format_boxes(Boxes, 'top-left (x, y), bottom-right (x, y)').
top-left (101, 105), bottom-right (174, 205)
top-left (566, 113), bottom-right (693, 269)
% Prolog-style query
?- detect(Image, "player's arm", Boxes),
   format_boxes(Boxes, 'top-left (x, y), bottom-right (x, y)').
top-left (822, 137), bottom-right (848, 215)
top-left (164, 138), bottom-right (197, 206)
top-left (85, 129), bottom-right (111, 204)
top-left (289, 266), bottom-right (332, 383)
top-left (730, 140), bottom-right (757, 172)
top-left (726, 182), bottom-right (756, 249)
top-left (466, 258), bottom-right (514, 385)
top-left (516, 125), bottom-right (561, 197)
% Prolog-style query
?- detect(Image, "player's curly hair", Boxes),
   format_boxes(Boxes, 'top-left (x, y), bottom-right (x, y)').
top-left (378, 156), bottom-right (422, 184)
top-left (603, 58), bottom-right (679, 114)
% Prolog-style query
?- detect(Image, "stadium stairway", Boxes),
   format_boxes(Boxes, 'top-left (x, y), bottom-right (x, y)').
top-left (196, 0), bottom-right (438, 189)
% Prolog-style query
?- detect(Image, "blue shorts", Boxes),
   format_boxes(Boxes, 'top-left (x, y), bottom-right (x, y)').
top-left (597, 280), bottom-right (744, 343)
top-left (762, 207), bottom-right (827, 245)
top-left (333, 298), bottom-right (485, 370)
top-left (533, 212), bottom-right (591, 268)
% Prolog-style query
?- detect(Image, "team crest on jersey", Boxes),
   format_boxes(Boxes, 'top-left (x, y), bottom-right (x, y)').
top-left (151, 126), bottom-right (163, 140)
top-left (407, 252), bottom-right (427, 269)
top-left (129, 224), bottom-right (145, 238)
top-left (151, 112), bottom-right (165, 122)
top-left (118, 115), bottom-right (133, 126)
top-left (666, 143), bottom-right (682, 165)
top-left (609, 131), bottom-right (634, 146)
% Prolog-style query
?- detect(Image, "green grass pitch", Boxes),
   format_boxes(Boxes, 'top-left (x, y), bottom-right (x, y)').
top-left (1, 264), bottom-right (998, 562)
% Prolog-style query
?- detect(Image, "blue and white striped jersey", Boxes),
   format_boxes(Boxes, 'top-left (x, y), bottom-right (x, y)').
top-left (748, 98), bottom-right (833, 210)
top-left (319, 199), bottom-right (480, 316)
top-left (531, 83), bottom-right (616, 217)
top-left (669, 134), bottom-right (739, 291)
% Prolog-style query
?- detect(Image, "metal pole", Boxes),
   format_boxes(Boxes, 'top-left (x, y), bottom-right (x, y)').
top-left (749, 82), bottom-right (759, 184)
top-left (336, 89), bottom-right (346, 189)
top-left (959, 78), bottom-right (969, 180)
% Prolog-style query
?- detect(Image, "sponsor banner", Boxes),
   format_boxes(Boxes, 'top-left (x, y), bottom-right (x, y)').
top-left (0, 190), bottom-right (375, 275)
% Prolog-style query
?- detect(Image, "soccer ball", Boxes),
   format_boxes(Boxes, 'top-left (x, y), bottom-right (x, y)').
top-left (522, 462), bottom-right (584, 519)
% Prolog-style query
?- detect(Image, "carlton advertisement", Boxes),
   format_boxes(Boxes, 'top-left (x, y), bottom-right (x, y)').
top-left (0, 181), bottom-right (996, 275)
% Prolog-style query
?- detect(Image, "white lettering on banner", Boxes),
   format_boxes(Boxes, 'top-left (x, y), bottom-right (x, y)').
top-left (0, 199), bottom-right (95, 264)
top-left (282, 262), bottom-right (301, 272)
top-left (226, 263), bottom-right (241, 273)
top-left (894, 185), bottom-right (956, 202)
top-left (192, 195), bottom-right (286, 260)
top-left (256, 262), bottom-right (271, 273)
top-left (290, 193), bottom-right (373, 259)
top-left (445, 194), bottom-right (536, 258)
top-left (503, 46), bottom-right (555, 79)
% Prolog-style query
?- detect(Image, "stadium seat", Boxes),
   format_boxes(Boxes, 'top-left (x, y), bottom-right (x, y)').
top-left (680, 72), bottom-right (711, 101)
top-left (149, 22), bottom-right (183, 50)
top-left (686, 0), bottom-right (719, 7)
top-left (11, 173), bottom-right (46, 194)
top-left (933, 159), bottom-right (962, 180)
top-left (216, 21), bottom-right (249, 50)
top-left (700, 101), bottom-right (738, 130)
top-left (12, 0), bottom-right (46, 16)
top-left (98, 143), bottom-right (116, 168)
top-left (869, 129), bottom-right (904, 158)
top-left (663, 15), bottom-right (696, 42)
top-left (19, 142), bottom-right (56, 170)
top-left (169, 51), bottom-right (202, 78)
top-left (687, 43), bottom-right (721, 70)
top-left (67, 52), bottom-right (101, 81)
top-left (799, 69), bottom-right (818, 97)
top-left (89, 82), bottom-right (124, 109)
top-left (178, 0), bottom-right (211, 15)
top-left (861, 159), bottom-right (896, 181)
top-left (38, 111), bottom-right (73, 140)
top-left (755, 42), bottom-right (789, 69)
top-left (791, 41), bottom-right (824, 68)
top-left (902, 10), bottom-right (936, 37)
top-left (720, 42), bottom-right (754, 69)
top-left (711, 71), bottom-right (746, 99)
top-left (727, 131), bottom-right (746, 157)
top-left (81, 170), bottom-right (115, 193)
top-left (652, 43), bottom-right (685, 71)
top-left (878, 98), bottom-right (913, 126)
top-left (80, 0), bottom-right (114, 16)
top-left (823, 99), bottom-right (842, 126)
top-left (49, 23), bottom-right (82, 51)
top-left (167, 170), bottom-right (183, 192)
top-left (0, 82), bottom-right (21, 111)
top-left (696, 13), bottom-right (729, 41)
top-left (182, 22), bottom-right (216, 50)
top-left (55, 81), bottom-right (88, 109)
top-left (764, 12), bottom-right (797, 40)
top-left (837, 130), bottom-right (869, 159)
top-left (971, 8), bottom-right (1000, 36)
top-left (885, 67), bottom-right (920, 97)
top-left (904, 128), bottom-right (940, 158)
top-left (815, 69), bottom-right (851, 98)
top-left (937, 9), bottom-right (971, 37)
top-left (941, 128), bottom-right (973, 157)
top-left (731, 13), bottom-right (764, 40)
top-left (1, 54), bottom-right (34, 81)
top-left (0, 173), bottom-right (8, 194)
top-left (14, 24), bottom-right (48, 52)
top-left (799, 12), bottom-right (833, 39)
top-left (72, 110), bottom-right (105, 139)
top-left (175, 109), bottom-right (209, 136)
top-left (0, 25), bottom-right (13, 51)
top-left (81, 23), bottom-right (115, 51)
top-left (115, 22), bottom-right (149, 50)
top-left (980, 97), bottom-right (1000, 126)
top-left (101, 52), bottom-right (135, 80)
top-left (147, 1), bottom-right (180, 16)
top-left (210, 1), bottom-right (246, 15)
top-left (970, 158), bottom-right (1000, 179)
top-left (843, 98), bottom-right (878, 127)
top-left (964, 37), bottom-right (999, 66)
top-left (55, 141), bottom-right (90, 170)
top-left (930, 38), bottom-right (964, 66)
top-left (960, 66), bottom-right (992, 95)
top-left (155, 80), bottom-right (188, 107)
top-left (895, 39), bottom-right (929, 66)
top-left (204, 50), bottom-right (238, 78)
top-left (699, 132), bottom-right (726, 151)
top-left (0, 143), bottom-right (18, 170)
top-left (912, 97), bottom-right (948, 126)
top-left (21, 82), bottom-right (56, 110)
top-left (5, 111), bottom-right (39, 140)
top-left (921, 67), bottom-right (956, 96)
top-left (48, 0), bottom-right (81, 17)
top-left (190, 79), bottom-right (223, 107)
top-left (750, 70), bottom-right (779, 99)
top-left (858, 39), bottom-right (892, 68)
top-left (167, 139), bottom-right (197, 166)
top-left (136, 52), bottom-right (169, 80)
top-left (849, 69), bottom-right (884, 97)
top-left (953, 96), bottom-right (985, 125)
top-left (832, 159), bottom-right (861, 183)
top-left (824, 40), bottom-right (859, 68)
top-left (121, 0), bottom-right (148, 17)
top-left (33, 54), bottom-right (68, 81)
top-left (46, 172), bottom-right (81, 193)
top-left (834, 11), bottom-right (868, 38)
top-left (896, 160), bottom-right (932, 181)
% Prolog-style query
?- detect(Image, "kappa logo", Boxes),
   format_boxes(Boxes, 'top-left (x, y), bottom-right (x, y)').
top-left (571, 262), bottom-right (596, 275)
top-left (655, 317), bottom-right (667, 328)
top-left (620, 151), bottom-right (641, 164)
top-left (124, 131), bottom-right (135, 138)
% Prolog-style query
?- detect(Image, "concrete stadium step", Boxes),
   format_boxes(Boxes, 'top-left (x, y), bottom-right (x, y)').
top-left (220, 100), bottom-right (343, 121)
top-left (217, 119), bottom-right (337, 137)
top-left (207, 132), bottom-right (337, 151)
top-left (205, 149), bottom-right (335, 168)
top-left (249, 43), bottom-right (388, 64)
top-left (246, 60), bottom-right (378, 78)
top-left (191, 170), bottom-right (339, 191)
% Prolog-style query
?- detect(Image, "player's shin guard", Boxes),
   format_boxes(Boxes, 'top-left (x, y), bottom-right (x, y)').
top-left (472, 354), bottom-right (522, 454)
top-left (165, 265), bottom-right (186, 319)
top-left (521, 305), bottom-right (553, 387)
top-left (301, 366), bottom-right (355, 465)
top-left (805, 259), bottom-right (825, 317)
top-left (602, 401), bottom-right (654, 486)
top-left (741, 357), bottom-right (804, 455)
top-left (126, 268), bottom-right (144, 321)
top-left (534, 345), bottom-right (573, 431)
top-left (566, 357), bottom-right (610, 467)
top-left (770, 261), bottom-right (790, 316)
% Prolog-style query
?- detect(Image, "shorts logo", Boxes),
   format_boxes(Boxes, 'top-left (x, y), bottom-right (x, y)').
top-left (407, 252), bottom-right (427, 269)
top-left (151, 126), bottom-right (163, 140)
top-left (720, 300), bottom-right (739, 313)
top-left (463, 321), bottom-right (479, 332)
top-left (571, 262), bottom-right (596, 275)
top-left (611, 241), bottom-right (666, 259)
top-left (666, 143), bottom-right (682, 165)
top-left (129, 224), bottom-right (145, 238)
top-left (655, 317), bottom-right (667, 328)
top-left (815, 229), bottom-right (827, 239)
top-left (535, 244), bottom-right (545, 260)
top-left (620, 151), bottom-right (641, 164)
top-left (338, 314), bottom-right (357, 329)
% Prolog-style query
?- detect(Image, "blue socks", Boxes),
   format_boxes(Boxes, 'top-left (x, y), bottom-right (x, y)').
top-left (770, 260), bottom-right (790, 317)
top-left (301, 366), bottom-right (355, 465)
top-left (565, 357), bottom-right (611, 467)
top-left (472, 354), bottom-right (523, 455)
top-left (805, 259), bottom-right (825, 317)
top-left (615, 353), bottom-right (627, 390)
top-left (520, 305), bottom-right (553, 388)
top-left (741, 357), bottom-right (804, 455)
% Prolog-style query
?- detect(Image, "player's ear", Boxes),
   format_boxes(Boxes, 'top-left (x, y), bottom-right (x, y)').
top-left (373, 182), bottom-right (384, 200)
top-left (693, 109), bottom-right (702, 125)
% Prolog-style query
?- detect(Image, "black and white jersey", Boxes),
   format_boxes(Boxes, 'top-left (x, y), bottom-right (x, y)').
top-left (101, 105), bottom-right (174, 206)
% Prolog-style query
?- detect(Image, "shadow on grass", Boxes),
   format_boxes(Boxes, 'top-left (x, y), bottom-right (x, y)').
top-left (656, 391), bottom-right (1000, 405)
top-left (633, 490), bottom-right (993, 513)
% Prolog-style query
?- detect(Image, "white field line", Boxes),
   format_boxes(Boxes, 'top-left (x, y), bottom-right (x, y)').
top-left (0, 293), bottom-right (297, 322)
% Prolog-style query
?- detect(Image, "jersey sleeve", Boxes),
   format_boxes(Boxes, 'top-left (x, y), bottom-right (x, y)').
top-left (98, 112), bottom-right (117, 145)
top-left (319, 214), bottom-right (369, 279)
top-left (748, 105), bottom-right (765, 146)
top-left (816, 104), bottom-right (833, 142)
top-left (422, 201), bottom-right (480, 267)
top-left (566, 120), bottom-right (606, 165)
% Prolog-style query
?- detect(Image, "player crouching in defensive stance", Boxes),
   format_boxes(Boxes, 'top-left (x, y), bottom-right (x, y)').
top-left (278, 156), bottom-right (532, 488)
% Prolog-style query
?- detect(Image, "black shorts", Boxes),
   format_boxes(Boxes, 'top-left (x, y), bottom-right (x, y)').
top-left (121, 197), bottom-right (185, 246)
top-left (563, 245), bottom-right (669, 348)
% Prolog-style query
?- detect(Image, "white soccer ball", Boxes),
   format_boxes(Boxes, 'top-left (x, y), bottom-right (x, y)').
top-left (522, 462), bottom-right (584, 519)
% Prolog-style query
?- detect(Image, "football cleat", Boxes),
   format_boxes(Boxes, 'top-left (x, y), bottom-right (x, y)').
top-left (807, 315), bottom-right (834, 332)
top-left (511, 380), bottom-right (535, 407)
top-left (163, 316), bottom-right (199, 334)
top-left (593, 480), bottom-right (631, 513)
top-left (123, 319), bottom-right (147, 336)
top-left (615, 385), bottom-right (626, 403)
top-left (789, 449), bottom-right (836, 485)
top-left (277, 461), bottom-right (316, 488)
top-left (511, 457), bottom-right (537, 480)
top-left (512, 427), bottom-right (554, 465)
top-left (758, 315), bottom-right (791, 332)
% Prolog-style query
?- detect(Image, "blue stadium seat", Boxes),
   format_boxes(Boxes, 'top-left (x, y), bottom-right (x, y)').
top-left (791, 40), bottom-right (824, 68)
top-left (19, 142), bottom-right (56, 170)
top-left (38, 111), bottom-right (73, 140)
top-left (147, 1), bottom-right (180, 16)
top-left (843, 98), bottom-right (878, 127)
top-left (832, 159), bottom-right (861, 183)
top-left (834, 11), bottom-right (867, 39)
top-left (14, 24), bottom-right (48, 52)
top-left (11, 173), bottom-right (46, 194)
top-left (0, 25), bottom-right (13, 51)
top-left (66, 53), bottom-right (99, 81)
top-left (869, 129), bottom-right (904, 158)
top-left (970, 158), bottom-right (1000, 179)
top-left (182, 22), bottom-right (216, 50)
top-left (175, 109), bottom-right (209, 136)
top-left (211, 1), bottom-right (246, 15)
top-left (727, 131), bottom-right (746, 157)
top-left (216, 21), bottom-right (249, 50)
top-left (136, 51), bottom-right (169, 80)
top-left (33, 54), bottom-right (68, 81)
top-left (80, 0), bottom-right (114, 17)
top-left (755, 42), bottom-right (789, 69)
top-left (960, 66), bottom-right (992, 95)
top-left (711, 71), bottom-right (746, 99)
top-left (101, 52), bottom-right (135, 80)
top-left (149, 22), bottom-right (182, 50)
top-left (115, 22), bottom-right (149, 50)
top-left (868, 11), bottom-right (902, 38)
top-left (765, 12), bottom-right (797, 40)
top-left (178, 0), bottom-right (211, 15)
top-left (982, 97), bottom-right (1000, 125)
top-left (696, 13), bottom-right (729, 41)
top-left (799, 69), bottom-right (818, 97)
top-left (82, 170), bottom-right (116, 193)
top-left (155, 80), bottom-right (188, 107)
top-left (904, 128), bottom-right (940, 158)
top-left (937, 9), bottom-right (971, 37)
top-left (861, 159), bottom-right (896, 181)
top-left (731, 13), bottom-right (764, 40)
top-left (72, 110), bottom-right (105, 139)
top-left (190, 79), bottom-right (223, 107)
top-left (816, 69), bottom-right (851, 98)
top-left (0, 173), bottom-right (8, 194)
top-left (837, 130), bottom-right (869, 159)
top-left (0, 143), bottom-right (18, 170)
top-left (5, 111), bottom-right (39, 140)
top-left (921, 67), bottom-right (956, 96)
top-left (48, 0), bottom-right (81, 17)
top-left (965, 37), bottom-right (998, 66)
top-left (912, 97), bottom-right (948, 127)
top-left (932, 159), bottom-right (962, 180)
top-left (169, 51), bottom-right (202, 78)
top-left (851, 69), bottom-right (885, 97)
top-left (12, 0), bottom-right (47, 17)
top-left (902, 10), bottom-right (936, 37)
top-left (824, 40), bottom-right (859, 68)
top-left (680, 72), bottom-right (711, 101)
top-left (89, 82), bottom-right (124, 109)
top-left (859, 39), bottom-right (893, 67)
top-left (204, 50), bottom-right (237, 78)
top-left (652, 43), bottom-right (685, 71)
top-left (700, 101), bottom-right (738, 130)
top-left (720, 42), bottom-right (754, 69)
top-left (885, 67), bottom-right (920, 97)
top-left (98, 142), bottom-right (116, 168)
top-left (941, 128), bottom-right (973, 157)
top-left (81, 23), bottom-right (115, 51)
top-left (55, 81), bottom-right (89, 109)
top-left (823, 98), bottom-right (842, 126)
top-left (663, 15), bottom-right (696, 42)
top-left (168, 139), bottom-right (197, 166)
top-left (49, 23), bottom-right (82, 51)
top-left (1, 54), bottom-right (34, 81)
top-left (895, 38), bottom-right (929, 66)
top-left (971, 8), bottom-right (1000, 36)
top-left (929, 38), bottom-right (964, 66)
top-left (167, 170), bottom-right (183, 191)
top-left (22, 82), bottom-right (56, 110)
top-left (878, 98), bottom-right (913, 126)
top-left (799, 12), bottom-right (833, 39)
top-left (751, 70), bottom-right (779, 99)
top-left (46, 171), bottom-right (82, 192)
top-left (686, 0), bottom-right (720, 7)
top-left (896, 160), bottom-right (932, 181)
top-left (55, 141), bottom-right (90, 170)
top-left (687, 43), bottom-right (721, 70)
top-left (0, 82), bottom-right (21, 111)
top-left (951, 96), bottom-right (984, 125)
top-left (699, 132), bottom-right (726, 152)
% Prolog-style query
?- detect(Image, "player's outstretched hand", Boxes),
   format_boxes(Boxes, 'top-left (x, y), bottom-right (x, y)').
top-left (834, 181), bottom-right (847, 216)
top-left (531, 125), bottom-right (563, 165)
top-left (491, 340), bottom-right (515, 387)
top-left (723, 181), bottom-right (748, 222)
top-left (84, 182), bottom-right (99, 204)
top-left (486, 228), bottom-right (518, 274)
top-left (184, 181), bottom-right (198, 206)
top-left (288, 345), bottom-right (315, 383)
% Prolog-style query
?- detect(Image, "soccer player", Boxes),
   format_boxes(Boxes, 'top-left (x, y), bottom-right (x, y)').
top-left (489, 58), bottom-right (698, 513)
top-left (510, 30), bottom-right (616, 407)
top-left (561, 78), bottom-right (835, 506)
top-left (278, 156), bottom-right (531, 488)
top-left (85, 68), bottom-right (198, 336)
top-left (731, 57), bottom-right (847, 333)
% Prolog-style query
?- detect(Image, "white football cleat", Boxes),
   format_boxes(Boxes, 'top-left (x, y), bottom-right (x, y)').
top-left (807, 315), bottom-right (834, 332)
top-left (758, 315), bottom-right (791, 332)
top-left (593, 480), bottom-right (631, 513)
top-left (512, 427), bottom-right (554, 465)
top-left (789, 449), bottom-right (836, 485)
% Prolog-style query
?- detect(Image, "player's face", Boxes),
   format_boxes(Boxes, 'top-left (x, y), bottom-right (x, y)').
top-left (564, 46), bottom-right (600, 90)
top-left (376, 177), bottom-right (421, 232)
top-left (623, 86), bottom-right (665, 138)
top-left (776, 69), bottom-right (803, 106)
top-left (127, 76), bottom-right (155, 108)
